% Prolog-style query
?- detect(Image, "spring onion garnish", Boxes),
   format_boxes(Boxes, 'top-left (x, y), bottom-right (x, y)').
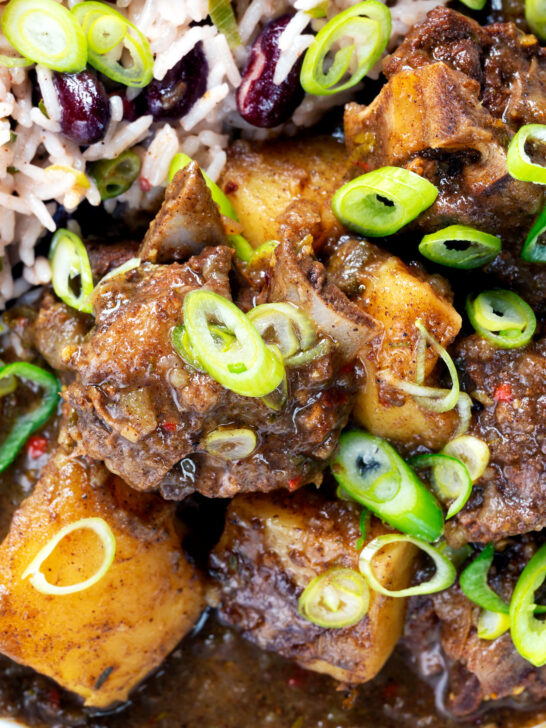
top-left (72, 2), bottom-right (153, 87)
top-left (172, 323), bottom-right (235, 373)
top-left (418, 225), bottom-right (501, 269)
top-left (90, 150), bottom-right (141, 200)
top-left (298, 567), bottom-right (370, 628)
top-left (96, 257), bottom-right (141, 286)
top-left (442, 435), bottom-right (490, 482)
top-left (204, 427), bottom-right (257, 460)
top-left (49, 228), bottom-right (94, 314)
top-left (332, 167), bottom-right (438, 237)
top-left (22, 517), bottom-right (116, 596)
top-left (2, 0), bottom-right (87, 73)
top-left (248, 239), bottom-right (279, 268)
top-left (466, 290), bottom-right (536, 349)
top-left (478, 609), bottom-right (511, 640)
top-left (247, 303), bottom-right (316, 360)
top-left (355, 509), bottom-right (370, 551)
top-left (458, 0), bottom-right (486, 9)
top-left (0, 360), bottom-right (17, 399)
top-left (506, 124), bottom-right (546, 185)
top-left (0, 362), bottom-right (59, 473)
top-left (460, 544), bottom-right (509, 614)
top-left (510, 543), bottom-right (546, 665)
top-left (0, 53), bottom-right (32, 68)
top-left (331, 430), bottom-right (444, 543)
top-left (359, 534), bottom-right (456, 598)
top-left (408, 453), bottom-right (472, 520)
top-left (525, 0), bottom-right (546, 41)
top-left (182, 290), bottom-right (284, 397)
top-left (521, 208), bottom-right (546, 263)
top-left (285, 338), bottom-right (332, 367)
top-left (208, 0), bottom-right (241, 49)
top-left (300, 0), bottom-right (391, 96)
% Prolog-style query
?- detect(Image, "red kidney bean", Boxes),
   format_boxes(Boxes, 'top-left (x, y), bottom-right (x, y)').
top-left (54, 70), bottom-right (111, 146)
top-left (144, 41), bottom-right (208, 121)
top-left (237, 14), bottom-right (305, 128)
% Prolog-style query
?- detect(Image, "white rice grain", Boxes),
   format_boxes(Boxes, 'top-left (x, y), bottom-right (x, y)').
top-left (84, 115), bottom-right (153, 161)
top-left (182, 84), bottom-right (229, 131)
top-left (141, 124), bottom-right (180, 187)
top-left (36, 66), bottom-right (61, 122)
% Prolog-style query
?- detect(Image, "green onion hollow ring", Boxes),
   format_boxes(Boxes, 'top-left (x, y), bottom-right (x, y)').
top-left (442, 435), bottom-right (490, 482)
top-left (478, 609), bottom-right (511, 640)
top-left (22, 517), bottom-right (116, 595)
top-left (460, 544), bottom-right (509, 614)
top-left (2, 0), bottom-right (87, 73)
top-left (298, 567), bottom-right (370, 628)
top-left (331, 430), bottom-right (444, 543)
top-left (525, 0), bottom-right (546, 41)
top-left (204, 427), bottom-right (257, 460)
top-left (0, 362), bottom-right (60, 473)
top-left (418, 225), bottom-right (501, 269)
top-left (72, 2), bottom-right (153, 87)
top-left (506, 124), bottom-right (546, 185)
top-left (359, 534), bottom-right (456, 597)
top-left (247, 303), bottom-right (316, 359)
top-left (300, 0), bottom-right (391, 96)
top-left (285, 337), bottom-right (332, 367)
top-left (521, 208), bottom-right (546, 263)
top-left (466, 290), bottom-right (536, 349)
top-left (510, 543), bottom-right (546, 665)
top-left (0, 53), bottom-right (33, 68)
top-left (95, 257), bottom-right (141, 286)
top-left (458, 0), bottom-right (487, 9)
top-left (332, 166), bottom-right (438, 237)
top-left (90, 150), bottom-right (141, 200)
top-left (408, 453), bottom-right (472, 520)
top-left (49, 228), bottom-right (94, 314)
top-left (172, 323), bottom-right (235, 373)
top-left (182, 290), bottom-right (284, 397)
top-left (208, 0), bottom-right (241, 49)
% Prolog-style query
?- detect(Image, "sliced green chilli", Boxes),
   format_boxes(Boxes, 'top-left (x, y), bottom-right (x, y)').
top-left (460, 544), bottom-right (509, 615)
top-left (298, 567), bottom-right (370, 628)
top-left (90, 150), bottom-right (141, 200)
top-left (506, 123), bottom-right (546, 185)
top-left (418, 225), bottom-right (501, 269)
top-left (510, 543), bottom-right (546, 666)
top-left (521, 208), bottom-right (546, 263)
top-left (408, 453), bottom-right (472, 520)
top-left (49, 228), bottom-right (94, 314)
top-left (466, 290), bottom-right (536, 349)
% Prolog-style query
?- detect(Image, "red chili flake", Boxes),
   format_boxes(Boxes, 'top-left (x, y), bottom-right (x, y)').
top-left (161, 421), bottom-right (177, 432)
top-left (340, 363), bottom-right (355, 375)
top-left (357, 161), bottom-right (370, 171)
top-left (287, 667), bottom-right (307, 687)
top-left (26, 435), bottom-right (48, 459)
top-left (382, 681), bottom-right (399, 701)
top-left (287, 477), bottom-right (302, 492)
top-left (494, 383), bottom-right (513, 403)
top-left (139, 176), bottom-right (151, 192)
top-left (48, 687), bottom-right (61, 709)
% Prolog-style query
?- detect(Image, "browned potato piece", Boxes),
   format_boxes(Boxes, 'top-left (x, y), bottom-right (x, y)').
top-left (221, 136), bottom-right (348, 248)
top-left (210, 489), bottom-right (416, 684)
top-left (0, 449), bottom-right (205, 708)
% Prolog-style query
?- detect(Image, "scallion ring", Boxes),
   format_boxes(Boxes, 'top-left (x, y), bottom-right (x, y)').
top-left (2, 0), bottom-right (87, 73)
top-left (88, 13), bottom-right (127, 54)
top-left (298, 567), bottom-right (370, 628)
top-left (204, 427), bottom-right (257, 460)
top-left (49, 228), bottom-right (94, 314)
top-left (521, 208), bottom-right (546, 263)
top-left (247, 303), bottom-right (316, 359)
top-left (466, 290), bottom-right (536, 349)
top-left (96, 257), bottom-right (141, 286)
top-left (332, 166), bottom-right (438, 237)
top-left (0, 53), bottom-right (33, 68)
top-left (418, 225), bottom-right (501, 269)
top-left (285, 337), bottom-right (332, 367)
top-left (506, 123), bottom-right (546, 185)
top-left (458, 0), bottom-right (486, 9)
top-left (409, 453), bottom-right (472, 520)
top-left (525, 0), bottom-right (546, 41)
top-left (442, 435), bottom-right (490, 482)
top-left (208, 0), bottom-right (241, 49)
top-left (248, 239), bottom-right (279, 268)
top-left (510, 543), bottom-right (546, 666)
top-left (90, 149), bottom-right (141, 200)
top-left (359, 534), bottom-right (456, 598)
top-left (478, 609), bottom-right (511, 640)
top-left (172, 323), bottom-right (235, 373)
top-left (460, 544), bottom-right (509, 614)
top-left (22, 517), bottom-right (116, 595)
top-left (453, 391), bottom-right (473, 439)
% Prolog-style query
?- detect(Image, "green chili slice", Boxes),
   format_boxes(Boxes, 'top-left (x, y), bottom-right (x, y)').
top-left (418, 225), bottom-right (501, 269)
top-left (460, 544), bottom-right (509, 614)
top-left (478, 609), bottom-right (511, 640)
top-left (300, 0), bottom-right (391, 96)
top-left (525, 0), bottom-right (546, 41)
top-left (331, 430), bottom-right (444, 543)
top-left (0, 362), bottom-right (60, 473)
top-left (359, 534), bottom-right (456, 597)
top-left (459, 0), bottom-right (486, 9)
top-left (332, 166), bottom-right (438, 237)
top-left (521, 208), bottom-right (546, 263)
top-left (506, 124), bottom-right (546, 185)
top-left (49, 228), bottom-right (94, 314)
top-left (182, 290), bottom-right (284, 397)
top-left (298, 567), bottom-right (370, 628)
top-left (208, 0), bottom-right (241, 49)
top-left (510, 543), bottom-right (546, 665)
top-left (409, 453), bottom-right (472, 520)
top-left (90, 150), bottom-right (141, 200)
top-left (2, 0), bottom-right (87, 73)
top-left (466, 290), bottom-right (536, 349)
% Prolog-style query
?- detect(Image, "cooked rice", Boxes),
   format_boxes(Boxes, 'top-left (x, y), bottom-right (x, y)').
top-left (0, 0), bottom-right (446, 309)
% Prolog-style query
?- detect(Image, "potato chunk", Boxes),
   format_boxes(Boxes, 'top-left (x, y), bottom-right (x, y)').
top-left (210, 489), bottom-right (416, 684)
top-left (0, 449), bottom-right (205, 708)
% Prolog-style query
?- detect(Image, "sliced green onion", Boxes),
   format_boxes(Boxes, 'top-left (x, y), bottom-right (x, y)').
top-left (2, 0), bottom-right (87, 73)
top-left (208, 0), bottom-right (241, 49)
top-left (172, 323), bottom-right (235, 373)
top-left (510, 543), bottom-right (546, 666)
top-left (307, 2), bottom-right (328, 18)
top-left (228, 234), bottom-right (253, 262)
top-left (0, 362), bottom-right (60, 473)
top-left (0, 53), bottom-right (33, 68)
top-left (359, 534), bottom-right (456, 597)
top-left (442, 435), bottom-right (490, 482)
top-left (506, 124), bottom-right (546, 185)
top-left (453, 391), bottom-right (473, 439)
top-left (0, 360), bottom-right (17, 398)
top-left (526, 0), bottom-right (546, 41)
top-left (521, 208), bottom-right (546, 263)
top-left (285, 337), bottom-right (332, 367)
top-left (466, 290), bottom-right (536, 349)
top-left (436, 540), bottom-right (472, 569)
top-left (459, 0), bottom-right (487, 9)
top-left (204, 427), bottom-right (257, 460)
top-left (49, 228), bottom-right (94, 314)
top-left (418, 225), bottom-right (501, 269)
top-left (260, 363), bottom-right (287, 410)
top-left (478, 609), bottom-right (511, 640)
top-left (72, 2), bottom-right (153, 87)
top-left (22, 517), bottom-right (116, 595)
top-left (300, 0), bottom-right (391, 96)
top-left (248, 239), bottom-right (279, 268)
top-left (460, 544), bottom-right (509, 614)
top-left (95, 257), bottom-right (141, 286)
top-left (182, 290), bottom-right (284, 397)
top-left (409, 453), bottom-right (472, 520)
top-left (355, 509), bottom-right (370, 551)
top-left (90, 150), bottom-right (141, 201)
top-left (298, 567), bottom-right (370, 628)
top-left (332, 166), bottom-right (438, 237)
top-left (331, 430), bottom-right (444, 543)
top-left (247, 303), bottom-right (316, 359)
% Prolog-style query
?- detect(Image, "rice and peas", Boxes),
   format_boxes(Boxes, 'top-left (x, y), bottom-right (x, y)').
top-left (0, 0), bottom-right (445, 309)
